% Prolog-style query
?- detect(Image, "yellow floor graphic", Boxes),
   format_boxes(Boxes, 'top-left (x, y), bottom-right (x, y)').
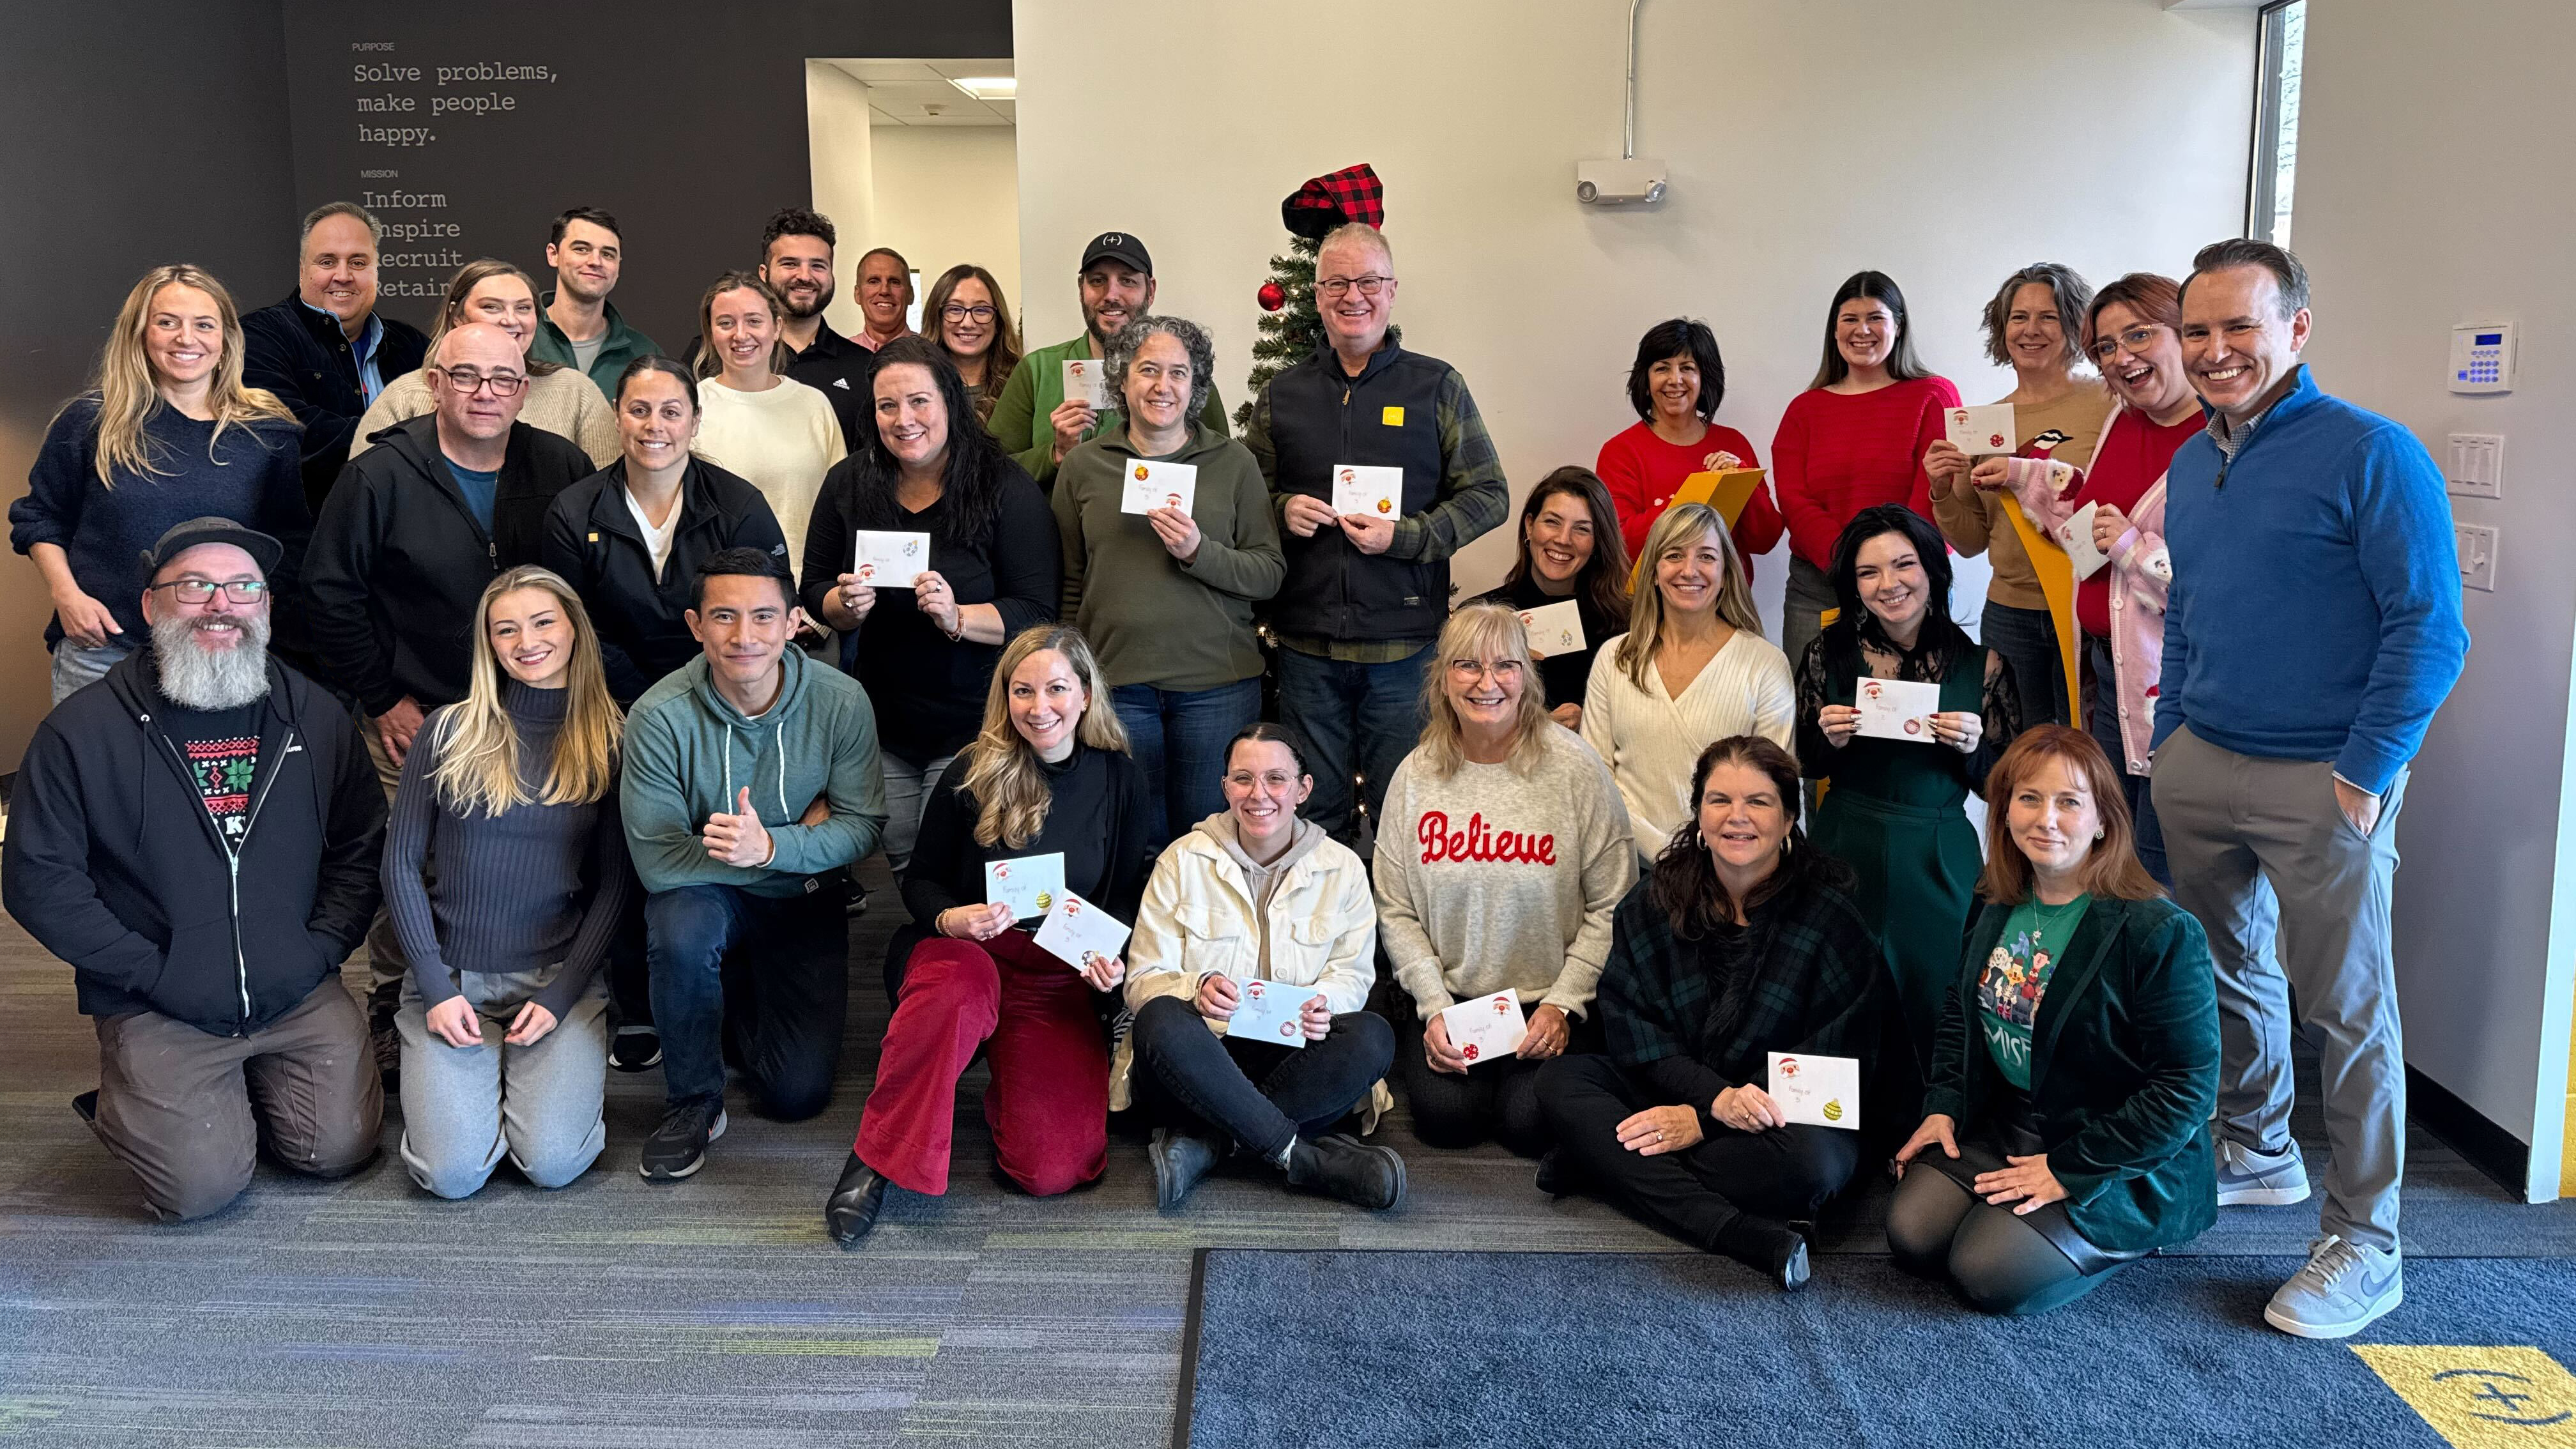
top-left (2356, 1346), bottom-right (2576, 1446)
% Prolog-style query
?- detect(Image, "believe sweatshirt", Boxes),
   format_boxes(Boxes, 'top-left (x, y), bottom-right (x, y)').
top-left (620, 647), bottom-right (887, 896)
top-left (2151, 367), bottom-right (2468, 797)
top-left (1373, 724), bottom-right (1637, 1018)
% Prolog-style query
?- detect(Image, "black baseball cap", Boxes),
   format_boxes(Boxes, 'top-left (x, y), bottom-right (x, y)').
top-left (1079, 231), bottom-right (1153, 276)
top-left (139, 518), bottom-right (283, 580)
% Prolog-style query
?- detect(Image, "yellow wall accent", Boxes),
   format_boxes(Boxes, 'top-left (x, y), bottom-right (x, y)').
top-left (2354, 1345), bottom-right (2576, 1446)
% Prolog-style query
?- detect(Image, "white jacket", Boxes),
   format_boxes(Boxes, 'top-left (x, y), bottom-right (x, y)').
top-left (1110, 821), bottom-right (1379, 1112)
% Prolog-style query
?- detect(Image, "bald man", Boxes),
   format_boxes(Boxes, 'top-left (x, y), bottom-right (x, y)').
top-left (304, 320), bottom-right (595, 1071)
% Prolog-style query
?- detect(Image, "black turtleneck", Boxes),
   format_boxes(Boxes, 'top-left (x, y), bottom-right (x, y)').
top-left (900, 740), bottom-right (1156, 935)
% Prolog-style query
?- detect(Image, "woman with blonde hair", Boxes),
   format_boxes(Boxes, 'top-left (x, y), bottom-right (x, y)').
top-left (351, 258), bottom-right (620, 467)
top-left (827, 623), bottom-right (1155, 1245)
top-left (381, 565), bottom-right (632, 1199)
top-left (923, 263), bottom-right (1023, 426)
top-left (1374, 604), bottom-right (1636, 1156)
top-left (690, 270), bottom-right (847, 571)
top-left (1581, 502), bottom-right (1795, 863)
top-left (12, 263), bottom-right (305, 701)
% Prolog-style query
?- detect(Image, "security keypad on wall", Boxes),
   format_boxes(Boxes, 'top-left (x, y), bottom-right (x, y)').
top-left (2448, 321), bottom-right (2515, 394)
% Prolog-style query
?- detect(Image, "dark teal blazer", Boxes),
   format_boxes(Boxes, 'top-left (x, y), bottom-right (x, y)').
top-left (1923, 894), bottom-right (2220, 1254)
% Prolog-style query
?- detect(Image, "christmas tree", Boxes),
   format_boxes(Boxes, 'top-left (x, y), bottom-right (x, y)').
top-left (1236, 163), bottom-right (1392, 431)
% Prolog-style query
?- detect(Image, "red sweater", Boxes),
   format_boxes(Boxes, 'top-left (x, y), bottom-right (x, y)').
top-left (1593, 420), bottom-right (1779, 579)
top-left (1769, 376), bottom-right (1960, 569)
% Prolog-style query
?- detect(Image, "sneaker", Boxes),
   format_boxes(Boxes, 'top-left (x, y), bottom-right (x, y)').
top-left (2216, 1139), bottom-right (2311, 1207)
top-left (609, 1025), bottom-right (663, 1073)
top-left (638, 1098), bottom-right (728, 1181)
top-left (2264, 1234), bottom-right (2403, 1338)
top-left (1284, 1133), bottom-right (1407, 1211)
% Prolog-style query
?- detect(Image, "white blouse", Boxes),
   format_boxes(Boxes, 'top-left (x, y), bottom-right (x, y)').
top-left (1579, 627), bottom-right (1797, 862)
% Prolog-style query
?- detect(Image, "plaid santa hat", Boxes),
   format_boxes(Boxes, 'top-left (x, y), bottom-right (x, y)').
top-left (1282, 164), bottom-right (1385, 240)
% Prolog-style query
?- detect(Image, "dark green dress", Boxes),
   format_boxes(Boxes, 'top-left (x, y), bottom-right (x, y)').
top-left (1797, 623), bottom-right (2020, 1074)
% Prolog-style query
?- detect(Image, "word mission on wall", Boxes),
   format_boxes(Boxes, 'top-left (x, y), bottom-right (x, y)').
top-left (344, 43), bottom-right (558, 303)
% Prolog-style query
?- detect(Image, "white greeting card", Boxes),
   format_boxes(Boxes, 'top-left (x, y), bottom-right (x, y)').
top-left (1439, 989), bottom-right (1528, 1066)
top-left (1330, 464), bottom-right (1404, 519)
top-left (1062, 357), bottom-right (1114, 411)
top-left (1517, 599), bottom-right (1586, 659)
top-left (1767, 1051), bottom-right (1862, 1131)
top-left (1853, 676), bottom-right (1942, 744)
top-left (1223, 977), bottom-right (1312, 1050)
top-left (851, 530), bottom-right (931, 588)
top-left (1121, 458), bottom-right (1199, 517)
top-left (1945, 404), bottom-right (2018, 457)
top-left (983, 852), bottom-right (1066, 923)
top-left (1032, 890), bottom-right (1132, 973)
top-left (2054, 501), bottom-right (2109, 580)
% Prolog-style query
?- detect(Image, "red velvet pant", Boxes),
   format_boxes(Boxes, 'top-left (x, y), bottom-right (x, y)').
top-left (853, 930), bottom-right (1109, 1196)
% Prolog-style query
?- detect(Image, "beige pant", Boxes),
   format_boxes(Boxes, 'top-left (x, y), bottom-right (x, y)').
top-left (361, 723), bottom-right (409, 1015)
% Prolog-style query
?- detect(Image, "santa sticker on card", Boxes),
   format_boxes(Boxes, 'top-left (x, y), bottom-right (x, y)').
top-left (1439, 989), bottom-right (1527, 1064)
top-left (1225, 977), bottom-right (1309, 1050)
top-left (1120, 458), bottom-right (1197, 516)
top-left (1331, 464), bottom-right (1403, 519)
top-left (1032, 890), bottom-right (1132, 974)
top-left (852, 530), bottom-right (930, 587)
top-left (1945, 404), bottom-right (2018, 457)
top-left (1063, 358), bottom-right (1113, 411)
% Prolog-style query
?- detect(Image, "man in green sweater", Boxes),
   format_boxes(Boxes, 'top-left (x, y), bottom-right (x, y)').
top-left (529, 206), bottom-right (660, 394)
top-left (621, 548), bottom-right (886, 1181)
top-left (986, 231), bottom-right (1229, 489)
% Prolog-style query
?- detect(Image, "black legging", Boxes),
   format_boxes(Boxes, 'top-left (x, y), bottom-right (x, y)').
top-left (1128, 994), bottom-right (1393, 1160)
top-left (1535, 1054), bottom-right (1860, 1250)
top-left (1885, 1136), bottom-right (2131, 1315)
top-left (1397, 1000), bottom-right (1602, 1157)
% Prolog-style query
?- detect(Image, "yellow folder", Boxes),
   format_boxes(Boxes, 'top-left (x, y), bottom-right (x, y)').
top-left (1998, 493), bottom-right (2082, 730)
top-left (1672, 467), bottom-right (1767, 529)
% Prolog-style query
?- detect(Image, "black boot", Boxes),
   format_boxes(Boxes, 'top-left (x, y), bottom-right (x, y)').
top-left (824, 1153), bottom-right (889, 1247)
top-left (1149, 1127), bottom-right (1227, 1211)
top-left (1284, 1133), bottom-right (1407, 1211)
top-left (1715, 1212), bottom-right (1811, 1292)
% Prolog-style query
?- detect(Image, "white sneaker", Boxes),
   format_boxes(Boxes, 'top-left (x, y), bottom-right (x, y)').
top-left (2215, 1138), bottom-right (2310, 1207)
top-left (2264, 1235), bottom-right (2403, 1338)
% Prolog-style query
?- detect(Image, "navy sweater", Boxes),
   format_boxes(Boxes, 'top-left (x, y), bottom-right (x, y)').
top-left (2153, 367), bottom-right (2469, 795)
top-left (10, 397), bottom-right (309, 647)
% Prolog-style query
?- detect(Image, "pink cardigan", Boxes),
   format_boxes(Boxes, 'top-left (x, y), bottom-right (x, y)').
top-left (1998, 405), bottom-right (2172, 774)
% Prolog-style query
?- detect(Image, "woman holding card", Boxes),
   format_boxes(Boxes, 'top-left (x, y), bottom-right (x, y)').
top-left (1581, 502), bottom-right (1796, 866)
top-left (802, 337), bottom-right (1060, 876)
top-left (1770, 272), bottom-right (1960, 678)
top-left (1593, 318), bottom-right (1779, 576)
top-left (1797, 505), bottom-right (2021, 1078)
top-left (1889, 726), bottom-right (2216, 1315)
top-left (1468, 466), bottom-right (1632, 732)
top-left (688, 272), bottom-right (847, 573)
top-left (1922, 263), bottom-right (2113, 728)
top-left (1972, 274), bottom-right (2197, 887)
top-left (1376, 604), bottom-right (1637, 1157)
top-left (1119, 722), bottom-right (1406, 1211)
top-left (1537, 735), bottom-right (1887, 1291)
top-left (826, 624), bottom-right (1155, 1245)
top-left (1054, 316), bottom-right (1284, 846)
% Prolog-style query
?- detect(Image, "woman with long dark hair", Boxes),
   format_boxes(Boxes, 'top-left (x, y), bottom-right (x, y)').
top-left (1469, 466), bottom-right (1631, 732)
top-left (1593, 318), bottom-right (1781, 576)
top-left (802, 336), bottom-right (1059, 872)
top-left (923, 263), bottom-right (1024, 427)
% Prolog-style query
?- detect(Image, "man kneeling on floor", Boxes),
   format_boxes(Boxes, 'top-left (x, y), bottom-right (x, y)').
top-left (4, 519), bottom-right (388, 1221)
top-left (622, 548), bottom-right (885, 1180)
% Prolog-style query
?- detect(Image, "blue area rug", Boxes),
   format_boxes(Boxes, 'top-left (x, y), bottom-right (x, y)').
top-left (1176, 1248), bottom-right (2576, 1448)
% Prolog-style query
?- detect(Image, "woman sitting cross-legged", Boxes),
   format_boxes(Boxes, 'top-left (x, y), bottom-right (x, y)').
top-left (382, 566), bottom-right (632, 1198)
top-left (1118, 722), bottom-right (1404, 1213)
top-left (1376, 604), bottom-right (1636, 1157)
top-left (825, 624), bottom-right (1155, 1246)
top-left (1537, 735), bottom-right (1888, 1292)
top-left (1887, 724), bottom-right (2217, 1315)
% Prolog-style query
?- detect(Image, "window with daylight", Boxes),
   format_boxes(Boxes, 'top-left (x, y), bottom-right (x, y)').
top-left (2248, 0), bottom-right (2306, 245)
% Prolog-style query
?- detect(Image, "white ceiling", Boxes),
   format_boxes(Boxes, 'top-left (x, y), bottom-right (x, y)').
top-left (822, 58), bottom-right (1015, 127)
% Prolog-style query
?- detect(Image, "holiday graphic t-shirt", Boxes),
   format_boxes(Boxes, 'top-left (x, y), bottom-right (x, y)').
top-left (157, 700), bottom-right (264, 848)
top-left (1977, 893), bottom-right (2091, 1090)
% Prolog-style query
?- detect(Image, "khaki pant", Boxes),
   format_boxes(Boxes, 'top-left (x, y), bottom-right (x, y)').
top-left (361, 723), bottom-right (410, 1018)
top-left (91, 979), bottom-right (383, 1222)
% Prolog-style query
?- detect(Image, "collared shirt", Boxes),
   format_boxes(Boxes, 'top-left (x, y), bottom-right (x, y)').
top-left (2205, 365), bottom-right (2303, 461)
top-left (852, 326), bottom-right (914, 353)
top-left (305, 300), bottom-right (388, 403)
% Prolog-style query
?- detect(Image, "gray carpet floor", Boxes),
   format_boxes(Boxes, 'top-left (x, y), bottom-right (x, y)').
top-left (3, 857), bottom-right (2570, 1447)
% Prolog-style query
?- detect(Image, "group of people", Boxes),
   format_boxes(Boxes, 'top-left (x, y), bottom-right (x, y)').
top-left (3, 194), bottom-right (2465, 1342)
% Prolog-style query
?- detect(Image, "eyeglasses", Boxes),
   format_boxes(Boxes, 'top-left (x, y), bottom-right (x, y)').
top-left (1315, 275), bottom-right (1392, 300)
top-left (940, 303), bottom-right (997, 323)
top-left (1223, 770), bottom-right (1301, 792)
top-left (1448, 658), bottom-right (1524, 682)
top-left (2088, 324), bottom-right (2168, 362)
top-left (150, 578), bottom-right (267, 604)
top-left (432, 366), bottom-right (527, 397)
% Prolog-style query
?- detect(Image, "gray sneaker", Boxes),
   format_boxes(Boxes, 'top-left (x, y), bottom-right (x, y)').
top-left (2216, 1138), bottom-right (2310, 1207)
top-left (2264, 1234), bottom-right (2403, 1338)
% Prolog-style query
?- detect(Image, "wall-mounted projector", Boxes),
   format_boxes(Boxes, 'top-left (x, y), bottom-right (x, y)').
top-left (1575, 157), bottom-right (1667, 206)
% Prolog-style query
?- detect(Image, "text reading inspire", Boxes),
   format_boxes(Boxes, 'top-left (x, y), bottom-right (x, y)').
top-left (1417, 811), bottom-right (1558, 866)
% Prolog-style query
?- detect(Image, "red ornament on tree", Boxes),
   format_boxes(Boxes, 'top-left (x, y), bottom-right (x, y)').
top-left (1258, 280), bottom-right (1287, 312)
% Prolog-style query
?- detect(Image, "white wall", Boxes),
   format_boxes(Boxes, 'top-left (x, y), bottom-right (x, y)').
top-left (869, 126), bottom-right (1023, 333)
top-left (805, 61), bottom-right (877, 340)
top-left (2292, 0), bottom-right (2576, 1197)
top-left (1015, 0), bottom-right (2254, 627)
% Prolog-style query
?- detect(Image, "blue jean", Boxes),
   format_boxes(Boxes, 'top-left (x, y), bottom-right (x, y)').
top-left (50, 637), bottom-right (135, 705)
top-left (1980, 599), bottom-right (2067, 728)
top-left (2086, 634), bottom-right (2169, 887)
top-left (1275, 645), bottom-right (1431, 845)
top-left (645, 880), bottom-right (850, 1119)
top-left (1112, 678), bottom-right (1263, 847)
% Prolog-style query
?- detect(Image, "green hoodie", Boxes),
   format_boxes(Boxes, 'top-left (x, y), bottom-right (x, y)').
top-left (620, 646), bottom-right (887, 896)
top-left (987, 333), bottom-right (1230, 488)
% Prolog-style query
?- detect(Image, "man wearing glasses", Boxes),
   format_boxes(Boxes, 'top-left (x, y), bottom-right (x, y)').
top-left (1244, 222), bottom-right (1508, 846)
top-left (4, 519), bottom-right (388, 1220)
top-left (304, 321), bottom-right (594, 1074)
top-left (988, 231), bottom-right (1231, 489)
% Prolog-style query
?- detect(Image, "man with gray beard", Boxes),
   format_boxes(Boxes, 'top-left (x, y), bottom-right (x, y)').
top-left (4, 519), bottom-right (387, 1222)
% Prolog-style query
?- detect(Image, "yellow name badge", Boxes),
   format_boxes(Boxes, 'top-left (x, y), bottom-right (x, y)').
top-left (586, 532), bottom-right (600, 542)
top-left (1381, 406), bottom-right (1404, 426)
top-left (2354, 1345), bottom-right (2576, 1445)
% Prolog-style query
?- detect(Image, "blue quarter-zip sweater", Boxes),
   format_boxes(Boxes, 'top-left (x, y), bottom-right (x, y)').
top-left (2151, 366), bottom-right (2467, 795)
